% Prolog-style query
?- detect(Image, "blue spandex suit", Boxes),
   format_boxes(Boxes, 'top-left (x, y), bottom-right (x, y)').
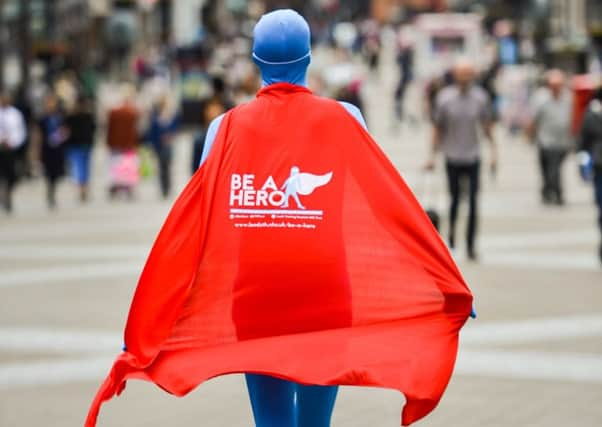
top-left (198, 10), bottom-right (367, 427)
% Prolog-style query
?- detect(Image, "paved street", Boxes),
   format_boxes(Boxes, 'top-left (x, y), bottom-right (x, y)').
top-left (1, 57), bottom-right (601, 426)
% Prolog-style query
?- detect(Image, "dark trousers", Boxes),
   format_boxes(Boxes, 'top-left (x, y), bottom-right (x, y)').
top-left (446, 160), bottom-right (480, 253)
top-left (156, 144), bottom-right (172, 198)
top-left (15, 139), bottom-right (31, 179)
top-left (594, 167), bottom-right (602, 245)
top-left (539, 147), bottom-right (567, 204)
top-left (45, 176), bottom-right (60, 209)
top-left (394, 78), bottom-right (409, 120)
top-left (0, 149), bottom-right (17, 212)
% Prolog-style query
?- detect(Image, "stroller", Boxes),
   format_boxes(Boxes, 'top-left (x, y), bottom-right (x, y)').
top-left (108, 150), bottom-right (140, 200)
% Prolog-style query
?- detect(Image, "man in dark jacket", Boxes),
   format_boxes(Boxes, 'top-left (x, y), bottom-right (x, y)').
top-left (578, 87), bottom-right (602, 264)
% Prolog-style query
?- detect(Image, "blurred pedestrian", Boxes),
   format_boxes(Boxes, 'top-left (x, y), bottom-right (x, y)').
top-left (394, 26), bottom-right (414, 122)
top-left (191, 76), bottom-right (233, 174)
top-left (64, 96), bottom-right (96, 203)
top-left (147, 95), bottom-right (179, 198)
top-left (0, 92), bottom-right (26, 213)
top-left (54, 71), bottom-right (79, 113)
top-left (106, 90), bottom-right (140, 199)
top-left (191, 102), bottom-right (228, 175)
top-left (425, 70), bottom-right (453, 123)
top-left (425, 59), bottom-right (497, 260)
top-left (335, 80), bottom-right (364, 120)
top-left (13, 85), bottom-right (33, 180)
top-left (481, 60), bottom-right (501, 122)
top-left (577, 87), bottom-right (602, 264)
top-left (528, 70), bottom-right (573, 205)
top-left (210, 75), bottom-right (234, 111)
top-left (359, 18), bottom-right (381, 72)
top-left (37, 94), bottom-right (68, 209)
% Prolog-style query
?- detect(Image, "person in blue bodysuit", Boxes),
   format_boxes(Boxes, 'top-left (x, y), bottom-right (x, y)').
top-left (198, 9), bottom-right (367, 427)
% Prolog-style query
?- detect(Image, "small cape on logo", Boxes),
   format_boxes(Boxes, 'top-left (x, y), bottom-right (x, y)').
top-left (281, 167), bottom-right (333, 210)
top-left (296, 171), bottom-right (333, 195)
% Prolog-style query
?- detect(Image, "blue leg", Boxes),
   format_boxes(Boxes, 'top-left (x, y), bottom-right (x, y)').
top-left (296, 384), bottom-right (338, 427)
top-left (245, 374), bottom-right (297, 427)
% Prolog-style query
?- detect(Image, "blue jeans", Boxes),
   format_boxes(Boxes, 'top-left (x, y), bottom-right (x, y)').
top-left (245, 374), bottom-right (338, 427)
top-left (68, 146), bottom-right (92, 185)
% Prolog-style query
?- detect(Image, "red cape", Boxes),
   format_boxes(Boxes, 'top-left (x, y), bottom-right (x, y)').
top-left (86, 83), bottom-right (472, 426)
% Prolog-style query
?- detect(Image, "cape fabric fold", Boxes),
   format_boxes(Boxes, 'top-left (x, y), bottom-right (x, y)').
top-left (85, 83), bottom-right (472, 427)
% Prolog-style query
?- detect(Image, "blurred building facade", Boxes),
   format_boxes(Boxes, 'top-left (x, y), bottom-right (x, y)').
top-left (449, 0), bottom-right (602, 72)
top-left (2, 0), bottom-right (601, 92)
top-left (0, 0), bottom-right (177, 90)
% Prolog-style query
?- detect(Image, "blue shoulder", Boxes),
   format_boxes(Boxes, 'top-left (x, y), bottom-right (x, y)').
top-left (338, 101), bottom-right (368, 130)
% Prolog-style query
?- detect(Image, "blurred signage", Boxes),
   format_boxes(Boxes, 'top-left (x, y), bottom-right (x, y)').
top-left (413, 13), bottom-right (484, 80)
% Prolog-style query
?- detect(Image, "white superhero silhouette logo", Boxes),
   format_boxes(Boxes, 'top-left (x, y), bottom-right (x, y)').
top-left (281, 166), bottom-right (333, 209)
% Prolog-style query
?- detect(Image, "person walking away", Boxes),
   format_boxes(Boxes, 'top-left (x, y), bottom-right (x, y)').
top-left (106, 92), bottom-right (140, 199)
top-left (528, 70), bottom-right (573, 205)
top-left (578, 87), bottom-right (602, 264)
top-left (65, 96), bottom-right (96, 203)
top-left (147, 95), bottom-right (178, 198)
top-left (425, 59), bottom-right (498, 260)
top-left (86, 10), bottom-right (474, 427)
top-left (37, 94), bottom-right (68, 209)
top-left (0, 92), bottom-right (26, 213)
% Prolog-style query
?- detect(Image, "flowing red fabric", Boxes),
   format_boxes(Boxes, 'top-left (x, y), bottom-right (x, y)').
top-left (85, 83), bottom-right (473, 426)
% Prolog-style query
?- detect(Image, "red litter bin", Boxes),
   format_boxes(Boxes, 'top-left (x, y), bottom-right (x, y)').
top-left (572, 74), bottom-right (599, 135)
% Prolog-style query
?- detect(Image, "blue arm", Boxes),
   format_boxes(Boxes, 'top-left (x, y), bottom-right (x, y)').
top-left (339, 101), bottom-right (368, 130)
top-left (199, 113), bottom-right (226, 167)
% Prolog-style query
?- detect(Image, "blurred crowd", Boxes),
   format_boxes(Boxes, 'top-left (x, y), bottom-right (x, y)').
top-left (0, 3), bottom-right (601, 263)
